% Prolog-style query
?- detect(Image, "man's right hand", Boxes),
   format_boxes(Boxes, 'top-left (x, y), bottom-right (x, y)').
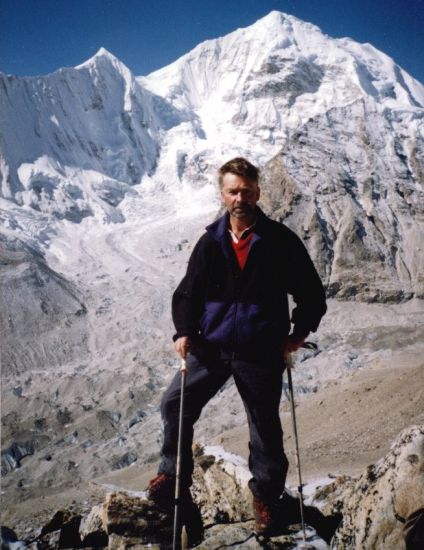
top-left (174, 336), bottom-right (192, 359)
top-left (280, 334), bottom-right (306, 362)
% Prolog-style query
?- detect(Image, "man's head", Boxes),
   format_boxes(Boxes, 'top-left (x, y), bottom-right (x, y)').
top-left (218, 158), bottom-right (260, 223)
top-left (218, 157), bottom-right (260, 188)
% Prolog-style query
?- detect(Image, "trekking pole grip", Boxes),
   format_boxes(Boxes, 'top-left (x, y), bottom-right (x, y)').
top-left (285, 352), bottom-right (294, 371)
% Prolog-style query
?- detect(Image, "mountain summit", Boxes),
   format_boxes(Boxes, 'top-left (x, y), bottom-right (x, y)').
top-left (138, 10), bottom-right (424, 302)
top-left (142, 10), bottom-right (423, 115)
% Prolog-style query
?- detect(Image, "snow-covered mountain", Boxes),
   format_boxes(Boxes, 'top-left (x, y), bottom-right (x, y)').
top-left (141, 10), bottom-right (423, 153)
top-left (0, 47), bottom-right (186, 223)
top-left (1, 11), bottom-right (423, 299)
top-left (139, 10), bottom-right (424, 301)
top-left (1, 11), bottom-right (424, 511)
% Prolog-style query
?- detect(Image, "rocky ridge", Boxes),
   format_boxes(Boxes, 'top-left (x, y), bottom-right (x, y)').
top-left (2, 426), bottom-right (423, 549)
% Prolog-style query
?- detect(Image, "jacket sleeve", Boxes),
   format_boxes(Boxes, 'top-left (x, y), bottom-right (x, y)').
top-left (285, 232), bottom-right (327, 338)
top-left (171, 234), bottom-right (209, 341)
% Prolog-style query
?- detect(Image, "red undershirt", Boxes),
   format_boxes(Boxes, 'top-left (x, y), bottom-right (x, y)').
top-left (230, 231), bottom-right (254, 270)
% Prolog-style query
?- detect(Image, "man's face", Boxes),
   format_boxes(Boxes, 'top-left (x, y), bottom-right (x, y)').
top-left (220, 173), bottom-right (260, 221)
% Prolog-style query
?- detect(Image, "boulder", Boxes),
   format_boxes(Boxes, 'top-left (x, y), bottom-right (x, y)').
top-left (191, 521), bottom-right (319, 549)
top-left (36, 509), bottom-right (82, 548)
top-left (108, 533), bottom-right (160, 549)
top-left (102, 491), bottom-right (172, 544)
top-left (191, 444), bottom-right (341, 543)
top-left (0, 526), bottom-right (26, 550)
top-left (30, 531), bottom-right (61, 550)
top-left (79, 504), bottom-right (108, 547)
top-left (312, 475), bottom-right (357, 517)
top-left (191, 444), bottom-right (253, 525)
top-left (331, 425), bottom-right (424, 549)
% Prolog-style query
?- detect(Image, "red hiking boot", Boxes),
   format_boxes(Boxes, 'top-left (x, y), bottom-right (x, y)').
top-left (147, 474), bottom-right (204, 545)
top-left (253, 496), bottom-right (279, 536)
top-left (147, 473), bottom-right (175, 511)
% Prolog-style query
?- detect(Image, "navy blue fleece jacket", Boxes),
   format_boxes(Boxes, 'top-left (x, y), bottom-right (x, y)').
top-left (172, 207), bottom-right (327, 353)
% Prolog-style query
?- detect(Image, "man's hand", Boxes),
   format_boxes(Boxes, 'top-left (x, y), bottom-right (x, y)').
top-left (174, 336), bottom-right (192, 359)
top-left (281, 335), bottom-right (306, 361)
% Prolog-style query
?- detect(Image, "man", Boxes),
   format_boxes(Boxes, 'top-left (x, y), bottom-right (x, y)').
top-left (147, 157), bottom-right (327, 535)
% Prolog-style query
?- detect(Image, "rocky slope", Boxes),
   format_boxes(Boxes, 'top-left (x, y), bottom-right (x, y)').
top-left (2, 426), bottom-right (423, 549)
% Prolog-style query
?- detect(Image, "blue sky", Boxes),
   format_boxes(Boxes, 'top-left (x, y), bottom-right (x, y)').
top-left (1, 0), bottom-right (423, 83)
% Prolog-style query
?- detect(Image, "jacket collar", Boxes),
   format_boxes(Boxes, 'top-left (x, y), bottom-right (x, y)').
top-left (206, 206), bottom-right (270, 242)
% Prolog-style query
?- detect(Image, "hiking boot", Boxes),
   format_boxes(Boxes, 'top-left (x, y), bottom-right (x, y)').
top-left (253, 496), bottom-right (280, 536)
top-left (279, 490), bottom-right (342, 543)
top-left (279, 490), bottom-right (302, 525)
top-left (182, 497), bottom-right (204, 547)
top-left (147, 473), bottom-right (175, 511)
top-left (147, 475), bottom-right (203, 546)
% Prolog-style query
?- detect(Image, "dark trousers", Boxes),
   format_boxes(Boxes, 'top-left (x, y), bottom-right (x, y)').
top-left (158, 349), bottom-right (288, 502)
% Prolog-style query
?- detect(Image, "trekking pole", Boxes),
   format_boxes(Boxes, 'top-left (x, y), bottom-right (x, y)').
top-left (286, 352), bottom-right (306, 541)
top-left (173, 358), bottom-right (188, 550)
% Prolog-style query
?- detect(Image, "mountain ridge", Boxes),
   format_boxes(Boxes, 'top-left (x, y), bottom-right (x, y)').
top-left (1, 11), bottom-right (423, 306)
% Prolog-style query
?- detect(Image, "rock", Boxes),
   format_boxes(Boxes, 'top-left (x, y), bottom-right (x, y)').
top-left (191, 444), bottom-right (341, 544)
top-left (193, 521), bottom-right (258, 549)
top-left (330, 425), bottom-right (424, 549)
top-left (39, 510), bottom-right (69, 537)
top-left (56, 408), bottom-right (73, 426)
top-left (192, 520), bottom-right (319, 549)
top-left (313, 475), bottom-right (357, 517)
top-left (38, 509), bottom-right (82, 548)
top-left (57, 514), bottom-right (82, 549)
top-left (79, 504), bottom-right (103, 535)
top-left (79, 504), bottom-right (108, 547)
top-left (102, 491), bottom-right (172, 544)
top-left (0, 526), bottom-right (26, 549)
top-left (108, 533), bottom-right (160, 549)
top-left (30, 530), bottom-right (61, 550)
top-left (191, 445), bottom-right (253, 525)
top-left (1, 526), bottom-right (18, 544)
top-left (111, 452), bottom-right (138, 471)
top-left (1, 440), bottom-right (35, 475)
top-left (128, 410), bottom-right (146, 429)
top-left (12, 385), bottom-right (23, 397)
top-left (81, 530), bottom-right (109, 548)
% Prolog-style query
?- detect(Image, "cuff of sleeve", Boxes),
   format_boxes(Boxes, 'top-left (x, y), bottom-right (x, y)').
top-left (291, 327), bottom-right (310, 340)
top-left (173, 332), bottom-right (191, 342)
